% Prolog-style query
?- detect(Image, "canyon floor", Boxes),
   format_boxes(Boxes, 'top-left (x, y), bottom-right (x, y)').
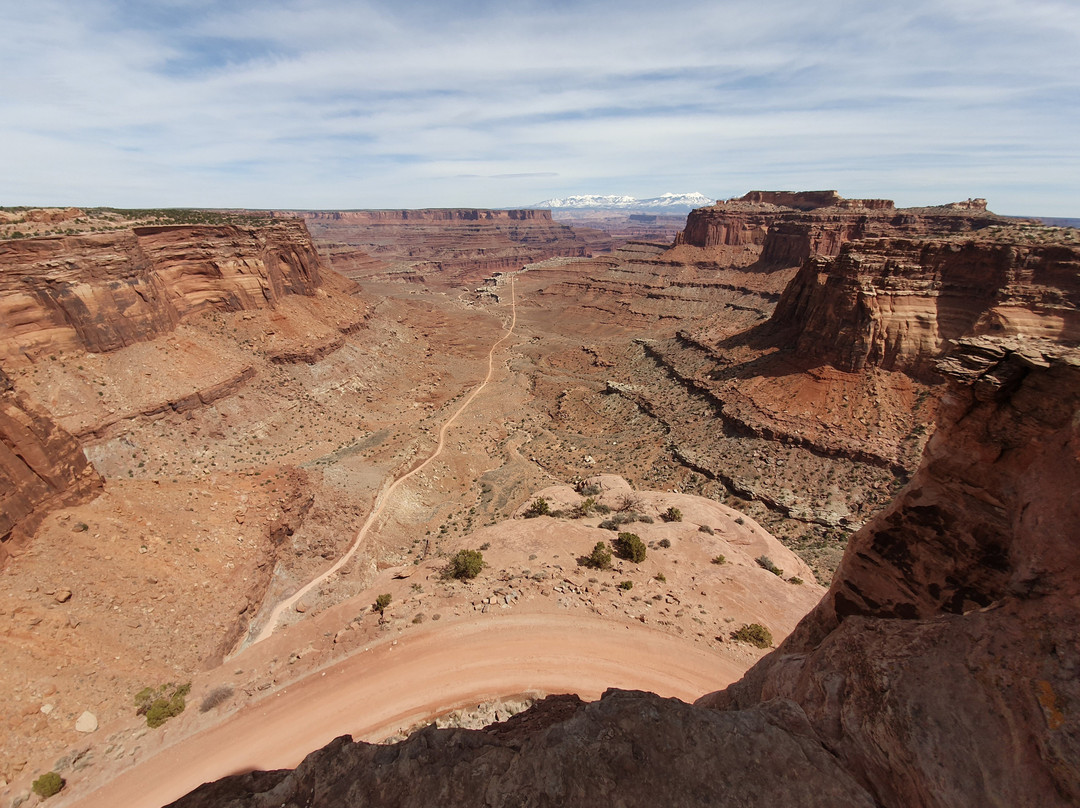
top-left (1, 260), bottom-right (824, 808)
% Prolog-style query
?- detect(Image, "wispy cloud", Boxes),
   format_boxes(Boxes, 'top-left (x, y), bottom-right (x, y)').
top-left (0, 0), bottom-right (1077, 214)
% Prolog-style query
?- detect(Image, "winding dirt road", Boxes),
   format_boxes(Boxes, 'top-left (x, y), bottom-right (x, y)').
top-left (69, 612), bottom-right (741, 808)
top-left (254, 277), bottom-right (519, 642)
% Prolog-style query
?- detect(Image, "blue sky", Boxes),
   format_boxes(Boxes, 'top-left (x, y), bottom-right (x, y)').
top-left (1, 0), bottom-right (1078, 215)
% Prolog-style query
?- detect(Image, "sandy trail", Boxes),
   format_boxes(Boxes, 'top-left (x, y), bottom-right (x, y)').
top-left (254, 278), bottom-right (519, 643)
top-left (68, 611), bottom-right (740, 808)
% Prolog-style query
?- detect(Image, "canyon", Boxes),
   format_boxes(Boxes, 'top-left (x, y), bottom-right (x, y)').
top-left (0, 194), bottom-right (1076, 807)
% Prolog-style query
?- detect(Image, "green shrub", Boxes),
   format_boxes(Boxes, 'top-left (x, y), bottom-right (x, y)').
top-left (658, 538), bottom-right (671, 549)
top-left (140, 682), bottom-right (191, 728)
top-left (580, 541), bottom-right (613, 570)
top-left (32, 771), bottom-right (64, 799)
top-left (756, 555), bottom-right (783, 577)
top-left (577, 481), bottom-right (603, 497)
top-left (572, 497), bottom-right (598, 518)
top-left (618, 580), bottom-right (633, 590)
top-left (654, 573), bottom-right (666, 583)
top-left (733, 623), bottom-right (773, 648)
top-left (613, 532), bottom-right (647, 563)
top-left (788, 576), bottom-right (804, 585)
top-left (447, 549), bottom-right (485, 580)
top-left (698, 524), bottom-right (714, 535)
top-left (661, 507), bottom-right (682, 523)
top-left (711, 554), bottom-right (726, 565)
top-left (374, 593), bottom-right (392, 614)
top-left (523, 497), bottom-right (551, 518)
top-left (599, 512), bottom-right (638, 531)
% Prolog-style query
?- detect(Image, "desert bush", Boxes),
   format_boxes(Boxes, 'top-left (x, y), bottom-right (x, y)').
top-left (577, 480), bottom-right (603, 497)
top-left (613, 532), bottom-right (647, 563)
top-left (32, 771), bottom-right (64, 799)
top-left (637, 514), bottom-right (654, 524)
top-left (139, 682), bottom-right (191, 728)
top-left (787, 576), bottom-right (804, 585)
top-left (580, 541), bottom-right (613, 570)
top-left (374, 593), bottom-right (392, 613)
top-left (734, 516), bottom-right (745, 525)
top-left (654, 573), bottom-right (666, 583)
top-left (732, 623), bottom-right (773, 648)
top-left (446, 549), bottom-right (485, 580)
top-left (599, 512), bottom-right (639, 531)
top-left (522, 497), bottom-right (551, 518)
top-left (658, 538), bottom-right (671, 549)
top-left (199, 685), bottom-right (234, 713)
top-left (711, 554), bottom-right (726, 565)
top-left (661, 507), bottom-right (682, 523)
top-left (698, 524), bottom-right (714, 535)
top-left (571, 497), bottom-right (598, 519)
top-left (616, 493), bottom-right (643, 513)
top-left (618, 580), bottom-right (633, 590)
top-left (756, 555), bottom-right (783, 577)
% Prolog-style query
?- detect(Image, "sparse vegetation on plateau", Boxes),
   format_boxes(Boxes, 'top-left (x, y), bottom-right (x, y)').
top-left (135, 682), bottom-right (191, 728)
top-left (661, 506), bottom-right (682, 522)
top-left (619, 580), bottom-right (633, 590)
top-left (199, 685), bottom-right (235, 713)
top-left (756, 555), bottom-right (783, 577)
top-left (613, 532), bottom-right (647, 563)
top-left (446, 549), bottom-right (485, 580)
top-left (32, 771), bottom-right (64, 799)
top-left (523, 497), bottom-right (551, 518)
top-left (374, 593), bottom-right (392, 614)
top-left (580, 541), bottom-right (613, 570)
top-left (732, 623), bottom-right (773, 648)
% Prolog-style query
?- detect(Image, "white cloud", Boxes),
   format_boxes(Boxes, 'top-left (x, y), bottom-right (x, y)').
top-left (0, 0), bottom-right (1077, 214)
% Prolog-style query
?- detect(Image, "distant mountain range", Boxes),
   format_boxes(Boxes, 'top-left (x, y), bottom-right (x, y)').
top-left (528, 193), bottom-right (715, 212)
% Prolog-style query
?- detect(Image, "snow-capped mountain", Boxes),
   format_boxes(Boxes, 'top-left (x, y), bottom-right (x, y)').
top-left (530, 193), bottom-right (714, 212)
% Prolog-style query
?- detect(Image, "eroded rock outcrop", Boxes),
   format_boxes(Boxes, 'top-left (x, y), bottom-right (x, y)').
top-left (708, 337), bottom-right (1080, 806)
top-left (169, 338), bottom-right (1079, 808)
top-left (674, 192), bottom-right (1008, 269)
top-left (0, 220), bottom-right (324, 366)
top-left (769, 235), bottom-right (1080, 376)
top-left (0, 367), bottom-right (101, 558)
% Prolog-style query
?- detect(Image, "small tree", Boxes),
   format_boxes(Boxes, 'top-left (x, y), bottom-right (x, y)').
top-left (613, 532), bottom-right (647, 563)
top-left (447, 549), bottom-right (484, 580)
top-left (523, 497), bottom-right (551, 518)
top-left (580, 541), bottom-right (612, 570)
top-left (661, 507), bottom-right (682, 523)
top-left (32, 772), bottom-right (64, 799)
top-left (374, 593), bottom-right (392, 614)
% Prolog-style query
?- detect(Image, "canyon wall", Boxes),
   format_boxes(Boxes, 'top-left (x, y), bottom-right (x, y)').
top-left (674, 192), bottom-right (1007, 269)
top-left (0, 368), bottom-right (102, 556)
top-left (294, 208), bottom-right (617, 284)
top-left (769, 236), bottom-right (1080, 375)
top-left (0, 220), bottom-right (324, 366)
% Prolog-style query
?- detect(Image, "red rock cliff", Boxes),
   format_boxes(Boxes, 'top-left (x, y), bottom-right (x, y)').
top-left (0, 220), bottom-right (324, 366)
top-left (0, 368), bottom-right (102, 558)
top-left (769, 235), bottom-right (1080, 375)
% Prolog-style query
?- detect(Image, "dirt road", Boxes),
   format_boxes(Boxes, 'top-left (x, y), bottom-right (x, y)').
top-left (254, 277), bottom-right (519, 642)
top-left (67, 611), bottom-right (740, 808)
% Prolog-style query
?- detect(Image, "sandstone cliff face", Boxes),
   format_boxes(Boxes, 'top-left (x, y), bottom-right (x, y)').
top-left (769, 236), bottom-right (1080, 375)
top-left (0, 220), bottom-right (323, 366)
top-left (168, 338), bottom-right (1080, 808)
top-left (709, 338), bottom-right (1080, 807)
top-left (0, 368), bottom-right (102, 557)
top-left (674, 193), bottom-right (1007, 269)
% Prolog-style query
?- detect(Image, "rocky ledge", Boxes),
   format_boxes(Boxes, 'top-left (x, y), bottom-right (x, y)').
top-left (169, 337), bottom-right (1080, 807)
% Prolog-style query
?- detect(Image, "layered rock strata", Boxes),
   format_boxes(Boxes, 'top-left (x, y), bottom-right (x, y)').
top-left (0, 220), bottom-right (324, 366)
top-left (769, 236), bottom-right (1080, 376)
top-left (0, 368), bottom-right (101, 557)
top-left (169, 338), bottom-right (1080, 808)
top-left (293, 208), bottom-right (616, 285)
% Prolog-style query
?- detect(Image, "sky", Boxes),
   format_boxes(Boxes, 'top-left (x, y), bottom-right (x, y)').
top-left (1, 0), bottom-right (1078, 216)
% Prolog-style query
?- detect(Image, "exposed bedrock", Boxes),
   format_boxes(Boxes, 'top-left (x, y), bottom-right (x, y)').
top-left (0, 220), bottom-right (325, 366)
top-left (709, 338), bottom-right (1080, 807)
top-left (0, 368), bottom-right (102, 557)
top-left (170, 338), bottom-right (1080, 808)
top-left (769, 237), bottom-right (1080, 376)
